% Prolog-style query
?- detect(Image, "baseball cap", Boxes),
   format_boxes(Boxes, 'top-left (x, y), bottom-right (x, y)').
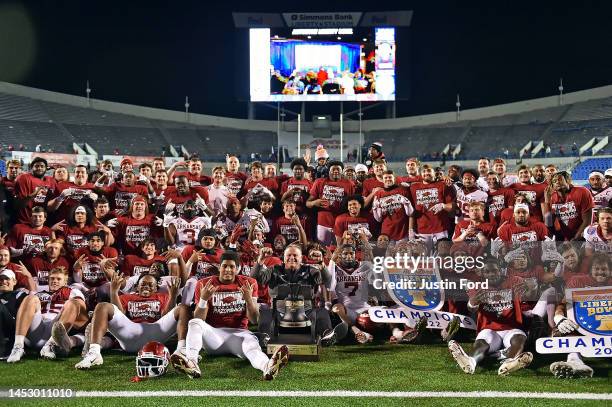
top-left (120, 158), bottom-right (133, 167)
top-left (0, 269), bottom-right (16, 280)
top-left (605, 169), bottom-right (612, 177)
top-left (355, 164), bottom-right (368, 173)
top-left (514, 203), bottom-right (530, 213)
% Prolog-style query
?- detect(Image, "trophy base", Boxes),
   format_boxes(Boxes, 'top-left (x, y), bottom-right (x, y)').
top-left (267, 334), bottom-right (320, 361)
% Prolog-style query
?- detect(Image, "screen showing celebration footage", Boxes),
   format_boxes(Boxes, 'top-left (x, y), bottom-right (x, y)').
top-left (249, 27), bottom-right (396, 102)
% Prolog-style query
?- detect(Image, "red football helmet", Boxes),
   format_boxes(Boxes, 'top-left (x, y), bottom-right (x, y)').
top-left (136, 341), bottom-right (170, 378)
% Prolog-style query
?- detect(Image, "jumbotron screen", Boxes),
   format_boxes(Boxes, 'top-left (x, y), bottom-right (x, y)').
top-left (249, 27), bottom-right (396, 102)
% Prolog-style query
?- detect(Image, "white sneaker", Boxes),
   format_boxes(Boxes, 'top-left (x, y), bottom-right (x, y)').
top-left (7, 346), bottom-right (25, 363)
top-left (448, 340), bottom-right (476, 374)
top-left (550, 361), bottom-right (594, 379)
top-left (170, 352), bottom-right (201, 379)
top-left (40, 341), bottom-right (57, 360)
top-left (264, 345), bottom-right (289, 380)
top-left (75, 350), bottom-right (103, 369)
top-left (498, 352), bottom-right (533, 376)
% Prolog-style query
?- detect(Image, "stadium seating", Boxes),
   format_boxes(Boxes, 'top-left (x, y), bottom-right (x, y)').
top-left (570, 157), bottom-right (612, 180)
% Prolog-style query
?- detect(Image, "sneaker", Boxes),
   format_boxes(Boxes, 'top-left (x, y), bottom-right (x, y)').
top-left (399, 316), bottom-right (428, 344)
top-left (320, 322), bottom-right (349, 347)
top-left (550, 361), bottom-right (594, 379)
top-left (264, 345), bottom-right (289, 380)
top-left (81, 323), bottom-right (92, 358)
top-left (441, 316), bottom-right (461, 342)
top-left (51, 322), bottom-right (72, 356)
top-left (498, 352), bottom-right (533, 376)
top-left (75, 350), bottom-right (103, 369)
top-left (170, 352), bottom-right (201, 379)
top-left (448, 340), bottom-right (476, 374)
top-left (7, 346), bottom-right (25, 363)
top-left (40, 341), bottom-right (57, 360)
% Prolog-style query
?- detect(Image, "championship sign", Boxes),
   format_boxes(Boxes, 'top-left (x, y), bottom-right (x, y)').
top-left (368, 306), bottom-right (476, 331)
top-left (566, 286), bottom-right (612, 337)
top-left (382, 263), bottom-right (444, 311)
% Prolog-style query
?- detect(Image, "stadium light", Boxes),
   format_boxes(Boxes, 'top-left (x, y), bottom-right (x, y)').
top-left (456, 94), bottom-right (461, 120)
top-left (558, 78), bottom-right (564, 105)
top-left (86, 80), bottom-right (91, 107)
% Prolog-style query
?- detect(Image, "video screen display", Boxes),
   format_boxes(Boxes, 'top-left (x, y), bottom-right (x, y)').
top-left (249, 27), bottom-right (396, 102)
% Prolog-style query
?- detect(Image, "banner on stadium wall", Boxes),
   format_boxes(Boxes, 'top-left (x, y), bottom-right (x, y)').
top-left (10, 151), bottom-right (32, 164)
top-left (278, 132), bottom-right (362, 161)
top-left (102, 155), bottom-right (156, 167)
top-left (76, 155), bottom-right (98, 167)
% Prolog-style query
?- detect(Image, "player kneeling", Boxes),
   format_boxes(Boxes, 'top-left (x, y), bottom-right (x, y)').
top-left (448, 259), bottom-right (533, 376)
top-left (172, 251), bottom-right (289, 380)
top-left (7, 267), bottom-right (88, 362)
top-left (75, 272), bottom-right (188, 369)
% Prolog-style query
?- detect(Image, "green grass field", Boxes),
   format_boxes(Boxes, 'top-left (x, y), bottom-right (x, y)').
top-left (0, 341), bottom-right (609, 406)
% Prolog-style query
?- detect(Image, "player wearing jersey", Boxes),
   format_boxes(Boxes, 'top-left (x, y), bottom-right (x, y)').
top-left (584, 207), bottom-right (612, 255)
top-left (172, 251), bottom-right (289, 380)
top-left (547, 171), bottom-right (594, 241)
top-left (4, 206), bottom-right (52, 259)
top-left (164, 200), bottom-right (211, 251)
top-left (492, 158), bottom-right (519, 188)
top-left (587, 171), bottom-right (612, 222)
top-left (454, 169), bottom-right (488, 223)
top-left (372, 170), bottom-right (414, 241)
top-left (328, 231), bottom-right (375, 344)
top-left (7, 268), bottom-right (88, 362)
top-left (409, 165), bottom-right (454, 241)
top-left (75, 272), bottom-right (187, 369)
top-left (334, 195), bottom-right (372, 245)
top-left (510, 164), bottom-right (546, 223)
top-left (26, 238), bottom-right (70, 292)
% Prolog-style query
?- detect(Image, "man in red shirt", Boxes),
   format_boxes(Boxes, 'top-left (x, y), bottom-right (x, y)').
top-left (409, 164), bottom-right (454, 241)
top-left (271, 199), bottom-right (308, 246)
top-left (334, 195), bottom-right (371, 245)
top-left (547, 171), bottom-right (594, 241)
top-left (168, 157), bottom-right (212, 187)
top-left (372, 170), bottom-right (413, 241)
top-left (398, 157), bottom-right (423, 186)
top-left (26, 238), bottom-right (70, 292)
top-left (225, 155), bottom-right (247, 197)
top-left (486, 171), bottom-right (515, 224)
top-left (280, 158), bottom-right (312, 215)
top-left (448, 259), bottom-right (534, 376)
top-left (7, 267), bottom-right (89, 362)
top-left (362, 159), bottom-right (386, 208)
top-left (48, 165), bottom-right (98, 221)
top-left (160, 175), bottom-right (211, 218)
top-left (172, 251), bottom-right (289, 380)
top-left (308, 160), bottom-right (355, 245)
top-left (498, 204), bottom-right (550, 245)
top-left (94, 171), bottom-right (150, 215)
top-left (452, 202), bottom-right (495, 246)
top-left (510, 164), bottom-right (546, 223)
top-left (1, 159), bottom-right (21, 195)
top-left (5, 206), bottom-right (53, 259)
top-left (121, 238), bottom-right (167, 277)
top-left (14, 157), bottom-right (57, 224)
top-left (110, 196), bottom-right (161, 256)
top-left (241, 161), bottom-right (279, 206)
top-left (76, 272), bottom-right (187, 369)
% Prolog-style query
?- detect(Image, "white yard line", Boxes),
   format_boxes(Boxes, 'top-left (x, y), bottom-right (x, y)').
top-left (73, 390), bottom-right (612, 399)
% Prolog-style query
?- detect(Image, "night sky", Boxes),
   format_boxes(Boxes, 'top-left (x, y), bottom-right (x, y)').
top-left (1, 1), bottom-right (610, 120)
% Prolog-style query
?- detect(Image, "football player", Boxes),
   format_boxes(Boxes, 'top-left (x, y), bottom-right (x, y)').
top-left (372, 170), bottom-right (414, 241)
top-left (171, 251), bottom-right (289, 380)
top-left (584, 207), bottom-right (612, 255)
top-left (164, 199), bottom-right (211, 251)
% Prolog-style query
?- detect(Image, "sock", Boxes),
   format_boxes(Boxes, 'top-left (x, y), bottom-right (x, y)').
top-left (89, 344), bottom-right (101, 354)
top-left (186, 319), bottom-right (204, 361)
top-left (71, 334), bottom-right (85, 348)
top-left (176, 339), bottom-right (186, 353)
top-left (14, 335), bottom-right (25, 348)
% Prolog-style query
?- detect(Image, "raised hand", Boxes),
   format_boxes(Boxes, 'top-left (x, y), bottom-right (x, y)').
top-left (199, 279), bottom-right (218, 301)
top-left (239, 280), bottom-right (255, 303)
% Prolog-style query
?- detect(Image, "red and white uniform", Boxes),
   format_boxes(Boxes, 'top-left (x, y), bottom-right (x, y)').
top-left (550, 186), bottom-right (594, 241)
top-left (194, 275), bottom-right (258, 330)
top-left (487, 188), bottom-right (515, 223)
top-left (14, 172), bottom-right (56, 224)
top-left (329, 261), bottom-right (373, 323)
top-left (107, 292), bottom-right (178, 352)
top-left (159, 185), bottom-right (209, 214)
top-left (225, 171), bottom-right (247, 197)
top-left (55, 224), bottom-right (98, 254)
top-left (169, 215), bottom-right (211, 250)
top-left (25, 286), bottom-right (85, 349)
top-left (26, 255), bottom-right (71, 291)
top-left (455, 186), bottom-right (488, 222)
top-left (372, 186), bottom-right (413, 241)
top-left (589, 186), bottom-right (612, 222)
top-left (6, 224), bottom-right (53, 257)
top-left (121, 254), bottom-right (167, 277)
top-left (498, 220), bottom-right (549, 244)
top-left (114, 215), bottom-right (157, 256)
top-left (182, 246), bottom-right (223, 279)
top-left (73, 246), bottom-right (118, 288)
top-left (410, 181), bottom-right (453, 236)
top-left (310, 178), bottom-right (355, 228)
top-left (510, 183), bottom-right (546, 222)
top-left (583, 224), bottom-right (612, 254)
top-left (333, 213), bottom-right (371, 240)
top-left (280, 178), bottom-right (312, 213)
top-left (100, 183), bottom-right (148, 213)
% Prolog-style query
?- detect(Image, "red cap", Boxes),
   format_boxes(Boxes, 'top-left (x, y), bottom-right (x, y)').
top-left (120, 157), bottom-right (133, 167)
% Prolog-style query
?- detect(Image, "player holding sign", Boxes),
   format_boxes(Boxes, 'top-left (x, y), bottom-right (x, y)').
top-left (171, 251), bottom-right (289, 380)
top-left (372, 170), bottom-right (414, 241)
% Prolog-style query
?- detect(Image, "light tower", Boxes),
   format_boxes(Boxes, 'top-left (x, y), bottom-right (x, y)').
top-left (558, 78), bottom-right (564, 105)
top-left (456, 94), bottom-right (461, 121)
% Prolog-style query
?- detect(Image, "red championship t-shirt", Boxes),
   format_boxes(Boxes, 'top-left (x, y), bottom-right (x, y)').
top-left (487, 188), bottom-right (515, 223)
top-left (194, 275), bottom-right (258, 330)
top-left (182, 246), bottom-right (223, 279)
top-left (373, 186), bottom-right (413, 240)
top-left (410, 181), bottom-right (453, 234)
top-left (333, 213), bottom-right (371, 239)
top-left (497, 220), bottom-right (549, 243)
top-left (14, 173), bottom-right (56, 224)
top-left (121, 254), bottom-right (167, 277)
top-left (470, 276), bottom-right (525, 331)
top-left (550, 186), bottom-right (594, 240)
top-left (120, 292), bottom-right (169, 323)
top-left (74, 246), bottom-right (119, 287)
top-left (510, 182), bottom-right (546, 222)
top-left (310, 178), bottom-right (355, 228)
top-left (225, 171), bottom-right (248, 197)
top-left (27, 256), bottom-right (71, 288)
top-left (115, 215), bottom-right (156, 256)
top-left (6, 223), bottom-right (53, 256)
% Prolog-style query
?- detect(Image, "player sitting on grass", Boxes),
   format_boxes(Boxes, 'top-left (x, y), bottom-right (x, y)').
top-left (75, 268), bottom-right (188, 369)
top-left (549, 252), bottom-right (611, 378)
top-left (448, 258), bottom-right (535, 376)
top-left (171, 251), bottom-right (289, 380)
top-left (326, 231), bottom-right (375, 344)
top-left (7, 267), bottom-right (88, 362)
